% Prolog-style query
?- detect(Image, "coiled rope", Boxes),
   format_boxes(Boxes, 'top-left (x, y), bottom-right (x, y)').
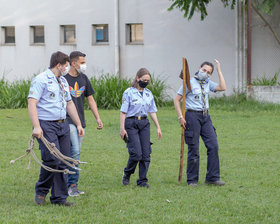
top-left (10, 135), bottom-right (87, 174)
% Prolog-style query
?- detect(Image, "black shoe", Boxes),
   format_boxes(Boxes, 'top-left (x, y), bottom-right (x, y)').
top-left (138, 183), bottom-right (150, 188)
top-left (122, 173), bottom-right (130, 186)
top-left (52, 201), bottom-right (76, 206)
top-left (205, 180), bottom-right (226, 186)
top-left (188, 182), bottom-right (198, 187)
top-left (34, 194), bottom-right (46, 206)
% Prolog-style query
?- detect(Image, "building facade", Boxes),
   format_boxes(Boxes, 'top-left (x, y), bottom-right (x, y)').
top-left (0, 0), bottom-right (258, 96)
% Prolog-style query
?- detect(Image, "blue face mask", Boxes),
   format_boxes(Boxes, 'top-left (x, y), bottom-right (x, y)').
top-left (197, 69), bottom-right (210, 81)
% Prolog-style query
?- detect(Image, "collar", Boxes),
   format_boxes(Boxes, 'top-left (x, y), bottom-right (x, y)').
top-left (132, 87), bottom-right (146, 96)
top-left (46, 69), bottom-right (57, 80)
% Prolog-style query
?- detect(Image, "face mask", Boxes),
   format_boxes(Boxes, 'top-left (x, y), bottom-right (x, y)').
top-left (60, 66), bottom-right (69, 76)
top-left (197, 69), bottom-right (210, 81)
top-left (138, 80), bottom-right (149, 88)
top-left (77, 63), bottom-right (87, 74)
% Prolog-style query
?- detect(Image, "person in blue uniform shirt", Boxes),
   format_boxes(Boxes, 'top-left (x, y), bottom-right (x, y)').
top-left (174, 59), bottom-right (226, 186)
top-left (64, 51), bottom-right (103, 197)
top-left (28, 51), bottom-right (84, 206)
top-left (120, 68), bottom-right (162, 188)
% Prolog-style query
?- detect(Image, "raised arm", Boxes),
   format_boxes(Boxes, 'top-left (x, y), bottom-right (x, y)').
top-left (214, 59), bottom-right (226, 91)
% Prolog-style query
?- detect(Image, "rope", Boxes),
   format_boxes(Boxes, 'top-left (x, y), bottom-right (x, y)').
top-left (10, 135), bottom-right (87, 174)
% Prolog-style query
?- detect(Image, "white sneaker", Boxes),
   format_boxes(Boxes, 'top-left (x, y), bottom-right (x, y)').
top-left (68, 185), bottom-right (80, 197)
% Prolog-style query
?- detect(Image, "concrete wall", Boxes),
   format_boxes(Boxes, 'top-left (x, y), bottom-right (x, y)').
top-left (248, 86), bottom-right (280, 104)
top-left (0, 0), bottom-right (239, 97)
top-left (251, 4), bottom-right (280, 81)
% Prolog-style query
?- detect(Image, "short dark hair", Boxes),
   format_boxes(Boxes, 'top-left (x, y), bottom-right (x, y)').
top-left (70, 51), bottom-right (86, 65)
top-left (200, 61), bottom-right (214, 74)
top-left (49, 51), bottom-right (69, 68)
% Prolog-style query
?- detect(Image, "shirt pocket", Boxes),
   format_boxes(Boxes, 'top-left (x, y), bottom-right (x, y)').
top-left (192, 89), bottom-right (201, 101)
top-left (46, 83), bottom-right (59, 100)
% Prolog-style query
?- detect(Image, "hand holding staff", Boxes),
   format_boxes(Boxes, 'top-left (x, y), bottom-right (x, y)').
top-left (178, 57), bottom-right (191, 182)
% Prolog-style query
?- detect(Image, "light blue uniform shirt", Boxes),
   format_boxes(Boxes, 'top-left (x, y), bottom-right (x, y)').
top-left (178, 77), bottom-right (218, 111)
top-left (120, 87), bottom-right (157, 117)
top-left (28, 69), bottom-right (72, 120)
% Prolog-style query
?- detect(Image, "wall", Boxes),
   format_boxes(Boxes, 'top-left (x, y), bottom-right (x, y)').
top-left (0, 0), bottom-right (239, 97)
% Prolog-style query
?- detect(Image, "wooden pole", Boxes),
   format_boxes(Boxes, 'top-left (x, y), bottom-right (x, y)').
top-left (178, 58), bottom-right (187, 182)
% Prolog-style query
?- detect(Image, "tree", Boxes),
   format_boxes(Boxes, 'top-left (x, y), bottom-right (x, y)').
top-left (168, 0), bottom-right (280, 45)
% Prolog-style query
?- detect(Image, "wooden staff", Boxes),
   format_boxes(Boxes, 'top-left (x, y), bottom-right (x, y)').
top-left (178, 57), bottom-right (191, 182)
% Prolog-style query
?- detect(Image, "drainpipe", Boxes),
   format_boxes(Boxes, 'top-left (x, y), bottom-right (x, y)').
top-left (247, 0), bottom-right (252, 86)
top-left (114, 0), bottom-right (120, 77)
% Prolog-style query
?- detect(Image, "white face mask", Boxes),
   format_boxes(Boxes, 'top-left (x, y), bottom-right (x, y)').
top-left (197, 69), bottom-right (210, 81)
top-left (77, 63), bottom-right (87, 74)
top-left (59, 65), bottom-right (69, 76)
top-left (61, 66), bottom-right (70, 76)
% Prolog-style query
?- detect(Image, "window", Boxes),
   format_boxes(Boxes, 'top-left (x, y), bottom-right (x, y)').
top-left (60, 25), bottom-right (76, 44)
top-left (92, 24), bottom-right (109, 45)
top-left (1, 26), bottom-right (15, 44)
top-left (126, 23), bottom-right (143, 44)
top-left (30, 26), bottom-right (45, 44)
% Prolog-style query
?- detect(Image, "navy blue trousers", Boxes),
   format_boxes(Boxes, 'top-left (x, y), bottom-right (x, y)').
top-left (35, 120), bottom-right (70, 204)
top-left (123, 118), bottom-right (151, 186)
top-left (184, 111), bottom-right (220, 184)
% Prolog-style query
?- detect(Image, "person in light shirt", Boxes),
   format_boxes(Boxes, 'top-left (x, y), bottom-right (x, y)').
top-left (120, 68), bottom-right (162, 188)
top-left (174, 59), bottom-right (226, 187)
top-left (28, 51), bottom-right (84, 206)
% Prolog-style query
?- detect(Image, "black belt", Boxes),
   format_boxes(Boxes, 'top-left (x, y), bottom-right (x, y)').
top-left (49, 119), bottom-right (66, 123)
top-left (187, 110), bottom-right (208, 114)
top-left (126, 116), bottom-right (147, 120)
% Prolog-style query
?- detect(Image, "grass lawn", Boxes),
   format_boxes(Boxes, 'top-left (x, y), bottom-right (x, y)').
top-left (0, 106), bottom-right (279, 223)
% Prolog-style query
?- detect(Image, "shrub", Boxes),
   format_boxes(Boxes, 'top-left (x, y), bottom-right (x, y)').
top-left (0, 78), bottom-right (30, 109)
top-left (252, 71), bottom-right (279, 86)
top-left (88, 74), bottom-right (170, 109)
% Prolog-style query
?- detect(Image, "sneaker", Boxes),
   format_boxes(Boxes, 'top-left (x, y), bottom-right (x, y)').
top-left (122, 173), bottom-right (130, 186)
top-left (78, 190), bottom-right (85, 195)
top-left (52, 201), bottom-right (76, 207)
top-left (205, 180), bottom-right (226, 186)
top-left (34, 194), bottom-right (46, 206)
top-left (138, 183), bottom-right (150, 188)
top-left (188, 182), bottom-right (198, 187)
top-left (68, 184), bottom-right (80, 197)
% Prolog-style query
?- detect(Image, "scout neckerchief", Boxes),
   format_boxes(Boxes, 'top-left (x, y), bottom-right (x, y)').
top-left (57, 77), bottom-right (65, 108)
top-left (194, 75), bottom-right (207, 116)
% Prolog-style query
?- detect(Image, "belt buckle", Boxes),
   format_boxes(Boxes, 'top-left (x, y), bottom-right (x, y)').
top-left (137, 116), bottom-right (141, 120)
top-left (58, 119), bottom-right (63, 123)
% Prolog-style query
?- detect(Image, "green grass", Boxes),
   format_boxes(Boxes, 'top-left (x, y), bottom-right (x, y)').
top-left (0, 105), bottom-right (280, 223)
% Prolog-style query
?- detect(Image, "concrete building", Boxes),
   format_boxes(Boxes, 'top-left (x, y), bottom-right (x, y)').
top-left (0, 0), bottom-right (278, 97)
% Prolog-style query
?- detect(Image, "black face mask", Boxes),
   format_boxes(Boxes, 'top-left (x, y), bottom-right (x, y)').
top-left (138, 80), bottom-right (149, 88)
